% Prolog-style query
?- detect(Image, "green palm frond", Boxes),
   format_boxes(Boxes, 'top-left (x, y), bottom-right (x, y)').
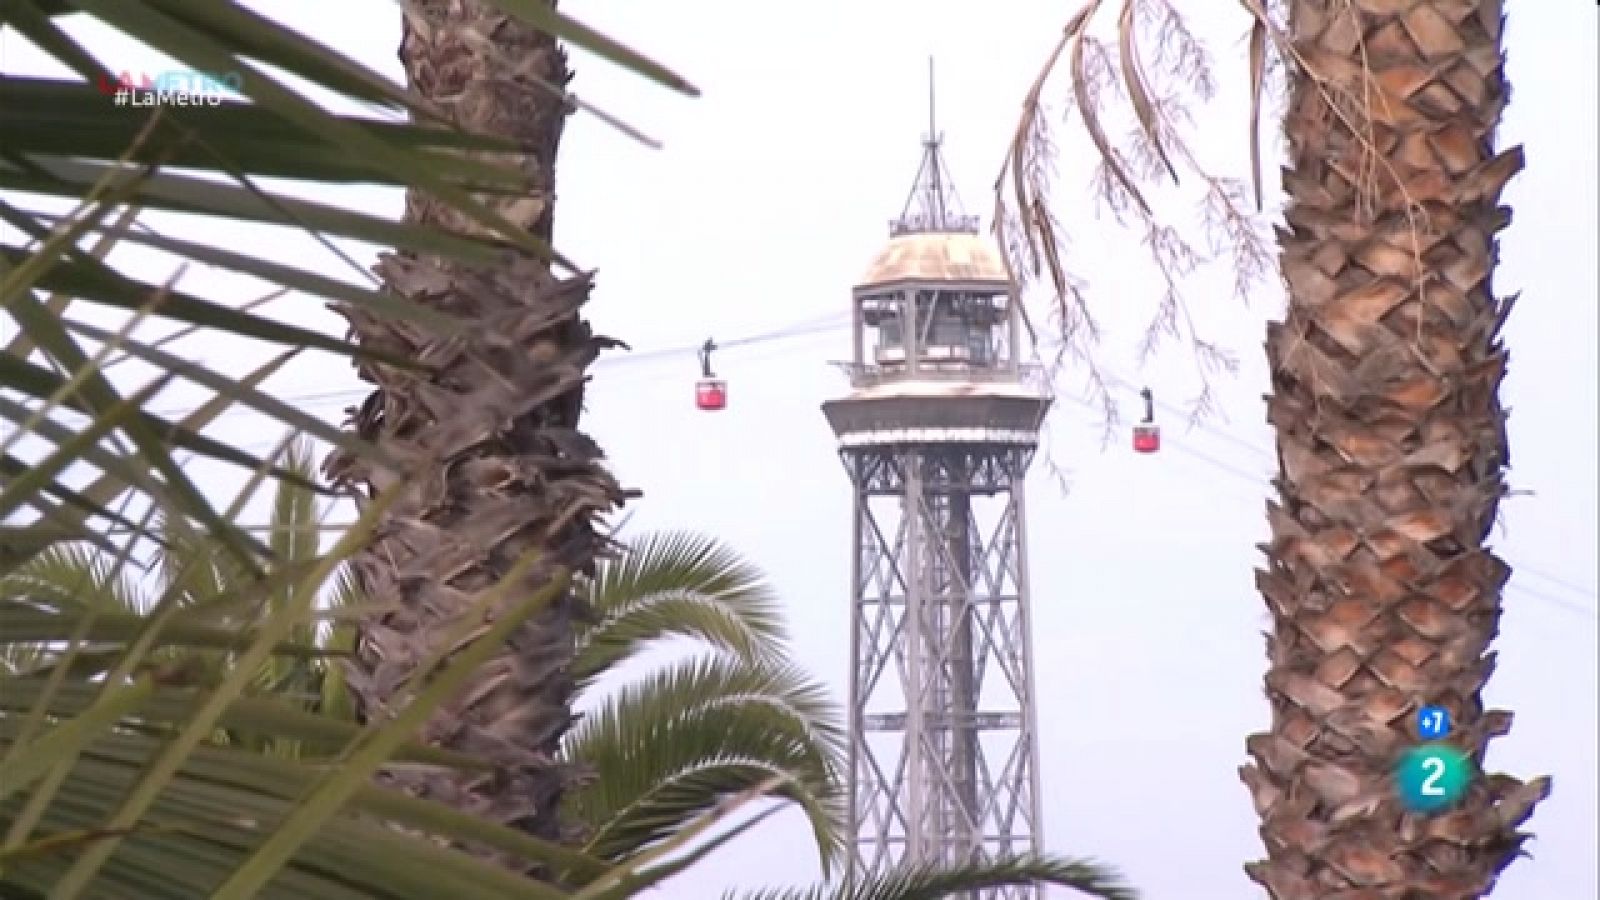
top-left (151, 512), bottom-right (230, 609)
top-left (0, 525), bottom-right (627, 898)
top-left (0, 717), bottom-right (602, 899)
top-left (149, 439), bottom-right (325, 625)
top-left (0, 542), bottom-right (144, 614)
top-left (725, 857), bottom-right (1139, 900)
top-left (564, 655), bottom-right (846, 870)
top-left (575, 531), bottom-right (787, 683)
top-left (314, 566), bottom-right (362, 727)
top-left (268, 437), bottom-right (323, 566)
top-left (255, 438), bottom-right (327, 722)
top-left (0, 542), bottom-right (144, 675)
top-left (4, 439), bottom-right (345, 744)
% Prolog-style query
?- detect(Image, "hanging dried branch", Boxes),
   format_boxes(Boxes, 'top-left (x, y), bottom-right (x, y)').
top-left (1118, 0), bottom-right (1180, 186)
top-left (993, 0), bottom-right (1283, 432)
top-left (1244, 3), bottom-right (1269, 210)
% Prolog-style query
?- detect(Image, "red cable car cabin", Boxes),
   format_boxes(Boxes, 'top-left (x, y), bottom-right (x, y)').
top-left (695, 338), bottom-right (727, 411)
top-left (1132, 422), bottom-right (1160, 453)
top-left (1132, 387), bottom-right (1160, 453)
top-left (696, 378), bottom-right (727, 411)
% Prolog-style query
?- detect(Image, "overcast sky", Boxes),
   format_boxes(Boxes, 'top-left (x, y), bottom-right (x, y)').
top-left (2, 3), bottom-right (1595, 898)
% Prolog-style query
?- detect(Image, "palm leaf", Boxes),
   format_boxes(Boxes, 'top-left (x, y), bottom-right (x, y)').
top-left (724, 857), bottom-right (1139, 900)
top-left (0, 720), bottom-right (604, 899)
top-left (0, 0), bottom-right (698, 550)
top-left (564, 656), bottom-right (845, 870)
top-left (0, 347), bottom-right (293, 575)
top-left (568, 777), bottom-right (792, 900)
top-left (0, 0), bottom-right (695, 592)
top-left (575, 531), bottom-right (788, 683)
top-left (313, 564), bottom-right (361, 726)
top-left (0, 678), bottom-right (480, 771)
top-left (260, 438), bottom-right (325, 689)
top-left (0, 543), bottom-right (145, 675)
top-left (0, 606), bottom-right (328, 668)
top-left (150, 512), bottom-right (230, 611)
top-left (0, 543), bottom-right (145, 614)
top-left (5, 438), bottom-right (350, 750)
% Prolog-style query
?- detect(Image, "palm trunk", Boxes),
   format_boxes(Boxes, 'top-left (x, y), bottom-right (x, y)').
top-left (1240, 3), bottom-right (1550, 897)
top-left (325, 0), bottom-right (626, 855)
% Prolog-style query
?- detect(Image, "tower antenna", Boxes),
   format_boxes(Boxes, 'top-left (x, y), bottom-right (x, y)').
top-left (892, 57), bottom-right (976, 236)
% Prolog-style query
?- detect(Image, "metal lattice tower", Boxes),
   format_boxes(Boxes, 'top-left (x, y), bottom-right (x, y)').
top-left (822, 60), bottom-right (1050, 899)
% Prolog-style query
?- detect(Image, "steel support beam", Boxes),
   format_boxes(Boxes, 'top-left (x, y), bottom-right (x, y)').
top-left (840, 442), bottom-right (1044, 900)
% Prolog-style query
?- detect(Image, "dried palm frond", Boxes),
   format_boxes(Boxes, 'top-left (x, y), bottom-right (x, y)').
top-left (994, 0), bottom-right (1280, 433)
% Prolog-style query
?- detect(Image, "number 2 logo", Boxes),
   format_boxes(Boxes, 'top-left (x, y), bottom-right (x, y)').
top-left (1396, 743), bottom-right (1468, 812)
top-left (1420, 755), bottom-right (1446, 796)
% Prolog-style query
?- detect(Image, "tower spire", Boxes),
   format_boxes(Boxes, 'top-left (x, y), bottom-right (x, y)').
top-left (892, 57), bottom-right (977, 237)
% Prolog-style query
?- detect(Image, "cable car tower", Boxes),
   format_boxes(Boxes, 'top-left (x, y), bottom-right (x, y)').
top-left (822, 61), bottom-right (1050, 899)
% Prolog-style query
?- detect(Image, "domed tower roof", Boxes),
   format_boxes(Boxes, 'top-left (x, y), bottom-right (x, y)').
top-left (853, 60), bottom-right (1011, 293)
top-left (857, 230), bottom-right (1010, 289)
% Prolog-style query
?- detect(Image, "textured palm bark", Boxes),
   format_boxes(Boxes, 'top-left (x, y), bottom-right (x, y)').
top-left (324, 0), bottom-right (626, 855)
top-left (1241, 2), bottom-right (1549, 897)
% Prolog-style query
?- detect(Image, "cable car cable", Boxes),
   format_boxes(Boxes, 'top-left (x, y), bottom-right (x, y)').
top-left (1043, 389), bottom-right (1593, 611)
top-left (220, 402), bottom-right (1600, 621)
top-left (144, 310), bottom-right (853, 419)
top-left (138, 317), bottom-right (1595, 602)
top-left (1049, 388), bottom-right (1599, 609)
top-left (195, 374), bottom-right (1598, 617)
top-left (1090, 378), bottom-right (1596, 600)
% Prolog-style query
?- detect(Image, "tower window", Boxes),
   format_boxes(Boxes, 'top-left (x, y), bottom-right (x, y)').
top-left (878, 317), bottom-right (903, 347)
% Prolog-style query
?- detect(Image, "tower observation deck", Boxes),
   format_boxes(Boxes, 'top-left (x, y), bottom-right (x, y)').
top-left (821, 61), bottom-right (1050, 900)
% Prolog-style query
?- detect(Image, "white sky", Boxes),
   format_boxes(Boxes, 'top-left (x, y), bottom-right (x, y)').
top-left (1, 3), bottom-right (1595, 898)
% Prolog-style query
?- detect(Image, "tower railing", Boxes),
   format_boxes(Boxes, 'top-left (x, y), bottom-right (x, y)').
top-left (889, 213), bottom-right (982, 236)
top-left (832, 361), bottom-right (1048, 391)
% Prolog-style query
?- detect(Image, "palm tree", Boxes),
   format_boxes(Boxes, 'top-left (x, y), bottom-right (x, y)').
top-left (1237, 7), bottom-right (1551, 894)
top-left (1, 447), bottom-right (844, 867)
top-left (996, 2), bottom-right (1551, 896)
top-left (318, 0), bottom-right (630, 852)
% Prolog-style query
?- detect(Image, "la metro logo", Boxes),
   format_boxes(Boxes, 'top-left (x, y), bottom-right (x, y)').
top-left (95, 70), bottom-right (243, 97)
